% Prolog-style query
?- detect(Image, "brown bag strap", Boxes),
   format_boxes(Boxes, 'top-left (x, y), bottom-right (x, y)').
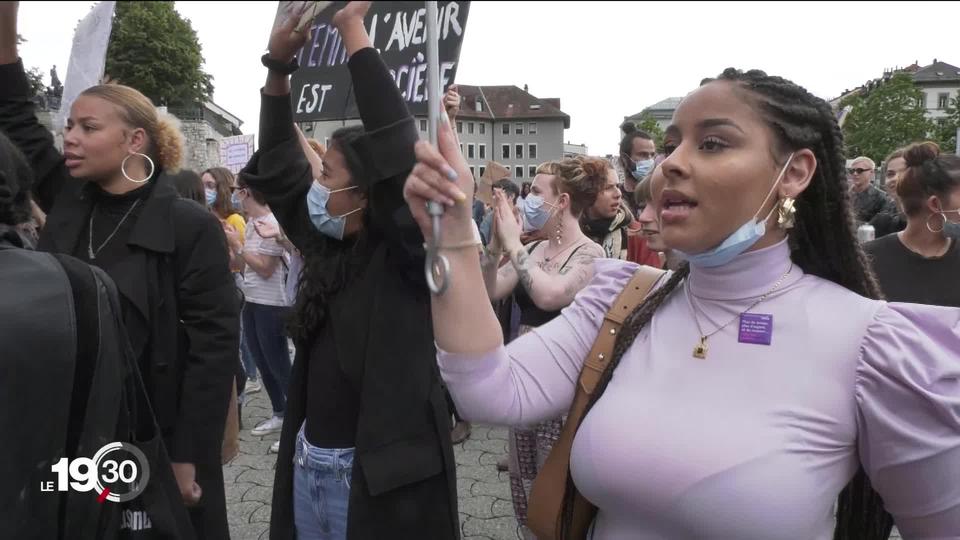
top-left (578, 266), bottom-right (666, 395)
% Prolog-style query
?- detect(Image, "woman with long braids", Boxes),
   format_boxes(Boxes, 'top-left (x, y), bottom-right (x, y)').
top-left (405, 67), bottom-right (960, 538)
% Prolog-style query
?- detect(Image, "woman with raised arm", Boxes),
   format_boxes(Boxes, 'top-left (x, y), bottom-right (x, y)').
top-left (0, 3), bottom-right (238, 538)
top-left (405, 68), bottom-right (960, 538)
top-left (480, 157), bottom-right (605, 535)
top-left (239, 3), bottom-right (459, 538)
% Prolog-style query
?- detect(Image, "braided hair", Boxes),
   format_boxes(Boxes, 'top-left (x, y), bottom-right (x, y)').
top-left (559, 68), bottom-right (892, 540)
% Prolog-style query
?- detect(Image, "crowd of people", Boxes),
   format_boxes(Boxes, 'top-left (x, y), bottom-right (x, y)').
top-left (1, 1), bottom-right (959, 539)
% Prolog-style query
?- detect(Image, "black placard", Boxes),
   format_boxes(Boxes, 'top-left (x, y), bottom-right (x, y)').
top-left (287, 1), bottom-right (471, 122)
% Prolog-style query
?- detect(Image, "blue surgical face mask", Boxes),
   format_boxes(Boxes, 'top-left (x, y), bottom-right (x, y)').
top-left (231, 191), bottom-right (244, 211)
top-left (935, 208), bottom-right (960, 237)
top-left (677, 153), bottom-right (795, 268)
top-left (307, 182), bottom-right (362, 240)
top-left (205, 188), bottom-right (217, 207)
top-left (632, 159), bottom-right (655, 180)
top-left (522, 194), bottom-right (558, 231)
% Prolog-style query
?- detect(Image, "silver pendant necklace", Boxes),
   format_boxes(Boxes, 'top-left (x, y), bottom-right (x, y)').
top-left (88, 198), bottom-right (142, 260)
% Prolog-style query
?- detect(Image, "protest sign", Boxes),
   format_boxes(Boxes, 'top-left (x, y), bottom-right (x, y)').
top-left (277, 1), bottom-right (471, 122)
top-left (219, 134), bottom-right (256, 174)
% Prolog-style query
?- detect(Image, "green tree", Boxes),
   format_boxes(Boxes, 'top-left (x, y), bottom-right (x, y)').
top-left (933, 96), bottom-right (960, 154)
top-left (630, 114), bottom-right (665, 150)
top-left (25, 66), bottom-right (45, 97)
top-left (105, 1), bottom-right (214, 107)
top-left (841, 73), bottom-right (933, 162)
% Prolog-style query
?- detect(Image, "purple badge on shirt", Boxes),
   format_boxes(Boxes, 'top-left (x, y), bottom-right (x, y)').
top-left (738, 313), bottom-right (773, 345)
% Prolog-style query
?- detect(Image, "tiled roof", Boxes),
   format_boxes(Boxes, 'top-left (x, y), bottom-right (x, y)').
top-left (453, 85), bottom-right (570, 128)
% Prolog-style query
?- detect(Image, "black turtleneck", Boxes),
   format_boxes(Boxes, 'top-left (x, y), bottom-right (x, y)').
top-left (77, 182), bottom-right (153, 269)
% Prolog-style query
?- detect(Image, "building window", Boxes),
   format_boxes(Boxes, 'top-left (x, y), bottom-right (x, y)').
top-left (529, 122), bottom-right (537, 134)
top-left (475, 97), bottom-right (483, 112)
top-left (502, 144), bottom-right (510, 159)
top-left (479, 144), bottom-right (486, 160)
top-left (460, 143), bottom-right (463, 155)
top-left (468, 144), bottom-right (475, 159)
top-left (419, 119), bottom-right (427, 131)
top-left (502, 123), bottom-right (510, 135)
top-left (515, 122), bottom-right (523, 135)
top-left (938, 93), bottom-right (950, 109)
top-left (528, 144), bottom-right (537, 159)
top-left (468, 122), bottom-right (475, 134)
top-left (479, 123), bottom-right (486, 135)
top-left (515, 144), bottom-right (523, 159)
top-left (528, 166), bottom-right (537, 178)
top-left (479, 166), bottom-right (486, 178)
top-left (457, 121), bottom-right (463, 134)
top-left (918, 93), bottom-right (926, 109)
top-left (515, 166), bottom-right (523, 178)
top-left (469, 166), bottom-right (475, 178)
top-left (324, 137), bottom-right (330, 148)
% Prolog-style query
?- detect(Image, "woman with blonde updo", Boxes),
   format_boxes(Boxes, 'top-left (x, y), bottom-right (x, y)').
top-left (0, 5), bottom-right (240, 537)
top-left (481, 156), bottom-right (606, 536)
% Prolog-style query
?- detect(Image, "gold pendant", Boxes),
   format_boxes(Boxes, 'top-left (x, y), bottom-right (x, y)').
top-left (692, 337), bottom-right (708, 359)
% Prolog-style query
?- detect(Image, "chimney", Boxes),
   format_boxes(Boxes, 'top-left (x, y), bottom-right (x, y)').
top-left (523, 84), bottom-right (528, 93)
top-left (933, 58), bottom-right (938, 64)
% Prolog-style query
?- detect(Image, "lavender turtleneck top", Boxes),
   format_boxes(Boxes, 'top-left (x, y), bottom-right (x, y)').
top-left (439, 239), bottom-right (960, 539)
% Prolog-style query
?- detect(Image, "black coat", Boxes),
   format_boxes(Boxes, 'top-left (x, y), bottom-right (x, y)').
top-left (241, 47), bottom-right (459, 540)
top-left (0, 229), bottom-right (196, 540)
top-left (0, 59), bottom-right (239, 540)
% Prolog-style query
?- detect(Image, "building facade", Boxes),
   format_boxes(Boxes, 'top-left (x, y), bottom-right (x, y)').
top-left (563, 142), bottom-right (588, 158)
top-left (623, 96), bottom-right (683, 134)
top-left (300, 84), bottom-right (570, 186)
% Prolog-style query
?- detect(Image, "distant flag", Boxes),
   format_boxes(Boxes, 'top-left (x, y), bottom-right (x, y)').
top-left (837, 105), bottom-right (854, 129)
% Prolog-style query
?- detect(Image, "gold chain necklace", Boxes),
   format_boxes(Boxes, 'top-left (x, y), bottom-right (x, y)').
top-left (685, 264), bottom-right (793, 359)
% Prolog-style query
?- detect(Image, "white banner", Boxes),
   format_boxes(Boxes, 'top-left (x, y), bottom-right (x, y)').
top-left (56, 1), bottom-right (116, 130)
top-left (219, 134), bottom-right (256, 174)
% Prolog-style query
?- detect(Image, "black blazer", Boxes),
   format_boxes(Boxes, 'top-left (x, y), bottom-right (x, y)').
top-left (0, 58), bottom-right (238, 539)
top-left (241, 47), bottom-right (459, 540)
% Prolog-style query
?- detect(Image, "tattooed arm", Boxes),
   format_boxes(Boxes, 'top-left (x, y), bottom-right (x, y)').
top-left (507, 241), bottom-right (605, 312)
top-left (481, 247), bottom-right (520, 301)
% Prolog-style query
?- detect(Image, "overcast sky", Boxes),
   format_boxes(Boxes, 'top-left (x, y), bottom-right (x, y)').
top-left (16, 1), bottom-right (960, 157)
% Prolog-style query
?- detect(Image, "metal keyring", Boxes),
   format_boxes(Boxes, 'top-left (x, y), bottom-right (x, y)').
top-left (425, 208), bottom-right (450, 295)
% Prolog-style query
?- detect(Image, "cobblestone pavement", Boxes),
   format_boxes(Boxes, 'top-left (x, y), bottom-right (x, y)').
top-left (225, 389), bottom-right (901, 540)
top-left (225, 388), bottom-right (522, 540)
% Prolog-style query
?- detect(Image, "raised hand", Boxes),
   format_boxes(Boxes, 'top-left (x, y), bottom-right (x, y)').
top-left (253, 218), bottom-right (281, 239)
top-left (444, 84), bottom-right (460, 123)
top-left (493, 190), bottom-right (522, 253)
top-left (332, 1), bottom-right (372, 31)
top-left (0, 1), bottom-right (20, 64)
top-left (267, 2), bottom-right (313, 62)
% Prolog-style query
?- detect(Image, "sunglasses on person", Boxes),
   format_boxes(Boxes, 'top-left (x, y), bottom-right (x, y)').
top-left (847, 167), bottom-right (872, 175)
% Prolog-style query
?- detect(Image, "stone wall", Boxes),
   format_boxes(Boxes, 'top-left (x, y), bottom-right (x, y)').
top-left (176, 118), bottom-right (224, 173)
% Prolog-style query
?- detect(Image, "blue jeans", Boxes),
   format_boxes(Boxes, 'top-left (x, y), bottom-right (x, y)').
top-left (293, 424), bottom-right (354, 540)
top-left (239, 317), bottom-right (258, 380)
top-left (241, 302), bottom-right (291, 416)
